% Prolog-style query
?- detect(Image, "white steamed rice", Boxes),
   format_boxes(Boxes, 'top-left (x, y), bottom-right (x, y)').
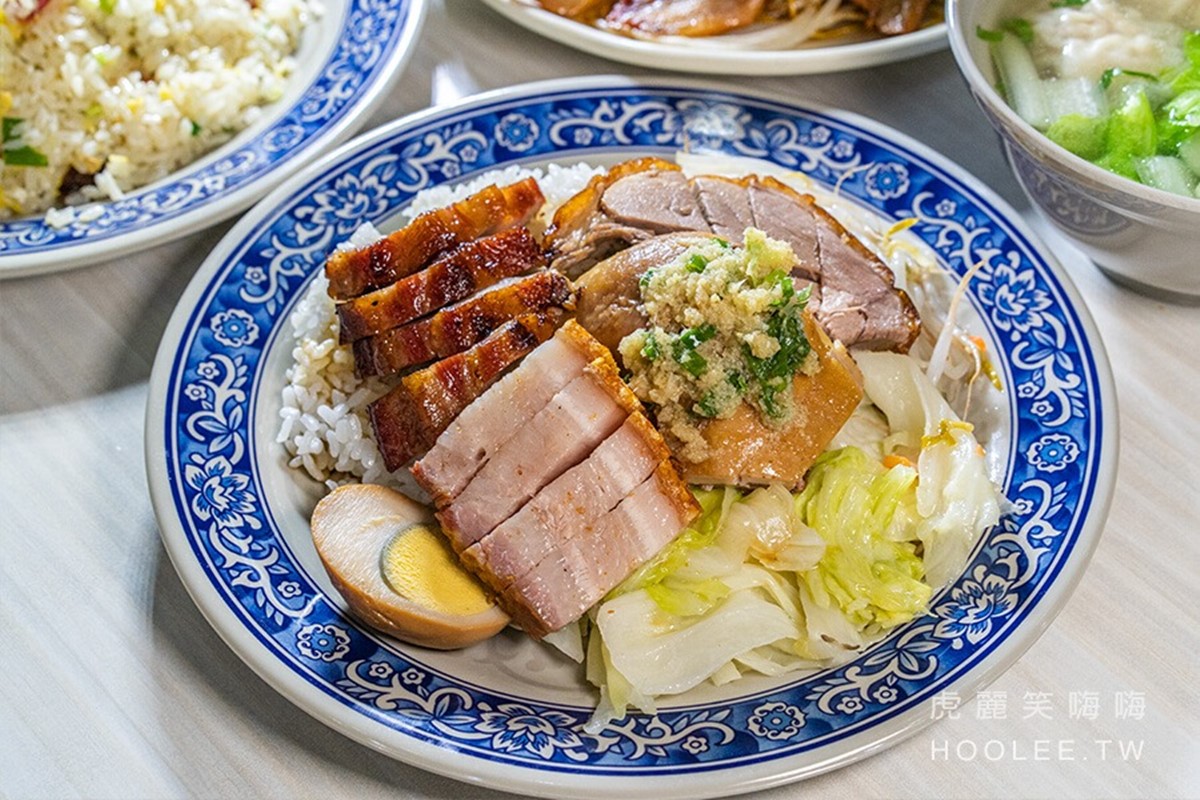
top-left (0, 0), bottom-right (317, 219)
top-left (276, 163), bottom-right (603, 490)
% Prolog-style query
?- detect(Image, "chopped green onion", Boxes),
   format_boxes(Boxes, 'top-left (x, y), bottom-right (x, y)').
top-left (3, 146), bottom-right (49, 167)
top-left (695, 392), bottom-right (722, 419)
top-left (1100, 67), bottom-right (1159, 90)
top-left (1001, 17), bottom-right (1034, 46)
top-left (641, 331), bottom-right (660, 362)
top-left (190, 120), bottom-right (202, 137)
top-left (2, 117), bottom-right (22, 144)
top-left (685, 253), bottom-right (708, 273)
top-left (976, 25), bottom-right (1004, 43)
top-left (1049, 0), bottom-right (1088, 7)
top-left (99, 0), bottom-right (115, 14)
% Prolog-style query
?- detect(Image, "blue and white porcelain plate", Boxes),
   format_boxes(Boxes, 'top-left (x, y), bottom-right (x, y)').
top-left (146, 78), bottom-right (1116, 799)
top-left (0, 0), bottom-right (425, 278)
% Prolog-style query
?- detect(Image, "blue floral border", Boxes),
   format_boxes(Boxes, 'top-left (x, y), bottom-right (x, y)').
top-left (0, 0), bottom-right (418, 255)
top-left (161, 86), bottom-right (1104, 775)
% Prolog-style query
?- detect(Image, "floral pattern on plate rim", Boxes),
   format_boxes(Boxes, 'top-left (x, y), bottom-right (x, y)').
top-left (0, 0), bottom-right (419, 255)
top-left (162, 86), bottom-right (1104, 773)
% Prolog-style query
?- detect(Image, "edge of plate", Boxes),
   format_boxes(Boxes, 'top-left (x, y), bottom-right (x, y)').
top-left (479, 0), bottom-right (946, 76)
top-left (1, 0), bottom-right (427, 279)
top-left (145, 74), bottom-right (1118, 799)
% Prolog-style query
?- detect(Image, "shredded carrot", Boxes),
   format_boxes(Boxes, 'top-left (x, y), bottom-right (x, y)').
top-left (882, 454), bottom-right (916, 470)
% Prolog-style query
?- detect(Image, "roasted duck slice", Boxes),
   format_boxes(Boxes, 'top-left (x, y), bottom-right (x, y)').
top-left (543, 156), bottom-right (679, 277)
top-left (574, 232), bottom-right (716, 355)
top-left (552, 161), bottom-right (920, 352)
top-left (604, 0), bottom-right (765, 37)
top-left (502, 461), bottom-right (699, 637)
top-left (412, 320), bottom-right (613, 508)
top-left (682, 311), bottom-right (864, 487)
top-left (353, 270), bottom-right (573, 377)
top-left (435, 353), bottom-right (643, 553)
top-left (369, 311), bottom-right (562, 470)
top-left (461, 412), bottom-right (669, 592)
top-left (337, 227), bottom-right (547, 343)
top-left (325, 178), bottom-right (545, 300)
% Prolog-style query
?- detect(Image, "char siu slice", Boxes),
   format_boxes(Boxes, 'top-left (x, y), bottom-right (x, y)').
top-left (325, 178), bottom-right (544, 300)
top-left (353, 270), bottom-right (573, 376)
top-left (337, 227), bottom-right (546, 343)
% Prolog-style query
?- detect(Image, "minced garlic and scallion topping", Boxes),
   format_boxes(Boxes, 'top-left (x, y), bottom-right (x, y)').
top-left (619, 228), bottom-right (818, 462)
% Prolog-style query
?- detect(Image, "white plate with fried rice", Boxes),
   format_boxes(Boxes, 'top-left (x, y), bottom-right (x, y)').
top-left (0, 0), bottom-right (426, 277)
top-left (146, 77), bottom-right (1115, 797)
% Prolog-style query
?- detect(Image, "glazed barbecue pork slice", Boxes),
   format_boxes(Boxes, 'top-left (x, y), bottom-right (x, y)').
top-left (353, 270), bottom-right (573, 377)
top-left (501, 462), bottom-right (700, 638)
top-left (460, 412), bottom-right (669, 592)
top-left (411, 320), bottom-right (613, 508)
top-left (325, 178), bottom-right (545, 300)
top-left (337, 227), bottom-right (547, 343)
top-left (434, 353), bottom-right (643, 553)
top-left (369, 311), bottom-right (562, 471)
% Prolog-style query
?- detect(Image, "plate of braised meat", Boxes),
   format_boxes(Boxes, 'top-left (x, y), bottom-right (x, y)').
top-left (481, 0), bottom-right (946, 75)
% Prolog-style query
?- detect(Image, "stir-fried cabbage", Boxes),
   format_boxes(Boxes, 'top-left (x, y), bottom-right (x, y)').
top-left (583, 350), bottom-right (1001, 730)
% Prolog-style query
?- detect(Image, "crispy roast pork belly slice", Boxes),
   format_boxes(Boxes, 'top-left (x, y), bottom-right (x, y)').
top-left (604, 0), bottom-right (765, 36)
top-left (460, 412), bottom-right (669, 592)
top-left (502, 462), bottom-right (700, 638)
top-left (543, 156), bottom-right (679, 278)
top-left (325, 178), bottom-right (545, 300)
top-left (683, 311), bottom-right (864, 488)
top-left (435, 354), bottom-right (643, 553)
top-left (411, 320), bottom-right (613, 508)
top-left (550, 161), bottom-right (920, 351)
top-left (353, 270), bottom-right (573, 377)
top-left (337, 227), bottom-right (547, 343)
top-left (369, 311), bottom-right (562, 470)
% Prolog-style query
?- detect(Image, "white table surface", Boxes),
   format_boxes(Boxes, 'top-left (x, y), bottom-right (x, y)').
top-left (2, 2), bottom-right (1199, 798)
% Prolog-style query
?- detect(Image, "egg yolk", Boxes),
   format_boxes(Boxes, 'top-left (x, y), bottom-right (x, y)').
top-left (380, 523), bottom-right (493, 617)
